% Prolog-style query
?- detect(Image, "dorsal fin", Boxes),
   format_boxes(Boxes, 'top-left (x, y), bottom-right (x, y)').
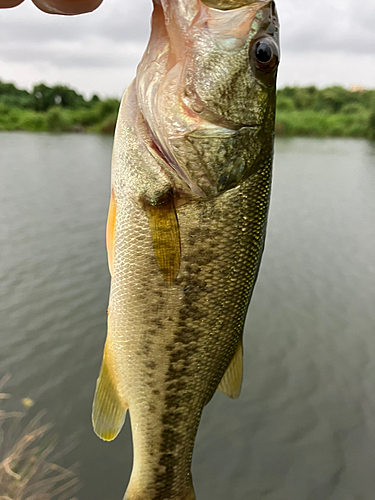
top-left (144, 189), bottom-right (181, 285)
top-left (218, 341), bottom-right (243, 399)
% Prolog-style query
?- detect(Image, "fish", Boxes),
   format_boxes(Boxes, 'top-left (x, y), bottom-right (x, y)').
top-left (92, 0), bottom-right (280, 498)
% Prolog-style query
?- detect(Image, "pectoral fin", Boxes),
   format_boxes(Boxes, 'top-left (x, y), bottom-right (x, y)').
top-left (218, 341), bottom-right (243, 399)
top-left (106, 190), bottom-right (116, 276)
top-left (144, 189), bottom-right (180, 285)
top-left (92, 345), bottom-right (128, 441)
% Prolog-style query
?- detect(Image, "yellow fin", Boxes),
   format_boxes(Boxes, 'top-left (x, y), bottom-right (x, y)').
top-left (218, 341), bottom-right (243, 399)
top-left (106, 190), bottom-right (116, 276)
top-left (92, 346), bottom-right (127, 441)
top-left (144, 190), bottom-right (180, 285)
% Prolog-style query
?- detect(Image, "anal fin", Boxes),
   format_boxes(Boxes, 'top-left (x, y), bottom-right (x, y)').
top-left (92, 345), bottom-right (128, 441)
top-left (218, 341), bottom-right (243, 399)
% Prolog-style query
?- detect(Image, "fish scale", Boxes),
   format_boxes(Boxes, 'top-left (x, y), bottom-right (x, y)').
top-left (112, 164), bottom-right (271, 499)
top-left (92, 0), bottom-right (279, 498)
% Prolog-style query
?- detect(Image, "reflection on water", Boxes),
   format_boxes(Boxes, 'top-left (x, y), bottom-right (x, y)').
top-left (0, 133), bottom-right (374, 500)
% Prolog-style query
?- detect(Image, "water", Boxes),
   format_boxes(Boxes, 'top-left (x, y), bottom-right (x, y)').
top-left (0, 132), bottom-right (374, 500)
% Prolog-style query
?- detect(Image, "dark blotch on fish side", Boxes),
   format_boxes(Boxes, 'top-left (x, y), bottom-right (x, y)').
top-left (152, 225), bottom-right (218, 498)
top-left (146, 361), bottom-right (157, 371)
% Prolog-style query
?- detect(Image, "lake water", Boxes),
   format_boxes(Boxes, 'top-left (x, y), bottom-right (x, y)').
top-left (0, 132), bottom-right (374, 500)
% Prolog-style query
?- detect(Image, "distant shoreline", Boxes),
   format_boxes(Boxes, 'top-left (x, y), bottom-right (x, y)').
top-left (1, 81), bottom-right (374, 139)
top-left (275, 86), bottom-right (375, 140)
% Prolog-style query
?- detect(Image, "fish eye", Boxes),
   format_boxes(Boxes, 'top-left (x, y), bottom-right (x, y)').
top-left (251, 37), bottom-right (279, 74)
top-left (255, 41), bottom-right (272, 63)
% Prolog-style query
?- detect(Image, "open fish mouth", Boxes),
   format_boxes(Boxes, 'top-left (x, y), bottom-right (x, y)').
top-left (137, 0), bottom-right (275, 200)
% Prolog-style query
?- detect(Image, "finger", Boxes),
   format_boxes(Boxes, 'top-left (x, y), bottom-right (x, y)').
top-left (0, 0), bottom-right (25, 8)
top-left (31, 0), bottom-right (103, 14)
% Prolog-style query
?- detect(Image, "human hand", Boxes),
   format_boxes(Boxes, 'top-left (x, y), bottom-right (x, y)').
top-left (0, 0), bottom-right (103, 14)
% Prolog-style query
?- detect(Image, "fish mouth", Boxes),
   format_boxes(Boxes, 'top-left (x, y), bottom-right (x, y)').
top-left (187, 123), bottom-right (260, 138)
top-left (181, 80), bottom-right (263, 136)
top-left (138, 0), bottom-right (264, 198)
top-left (201, 0), bottom-right (262, 10)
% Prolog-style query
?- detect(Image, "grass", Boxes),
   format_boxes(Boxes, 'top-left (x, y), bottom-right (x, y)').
top-left (0, 375), bottom-right (80, 500)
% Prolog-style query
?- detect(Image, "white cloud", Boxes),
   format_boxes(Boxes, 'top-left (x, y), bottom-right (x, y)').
top-left (276, 0), bottom-right (375, 89)
top-left (278, 0), bottom-right (375, 54)
top-left (277, 50), bottom-right (375, 90)
top-left (0, 0), bottom-right (374, 97)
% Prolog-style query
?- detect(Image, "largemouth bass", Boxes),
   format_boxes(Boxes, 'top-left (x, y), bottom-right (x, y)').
top-left (92, 0), bottom-right (279, 498)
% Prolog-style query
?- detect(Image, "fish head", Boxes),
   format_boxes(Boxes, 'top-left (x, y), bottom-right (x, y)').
top-left (136, 0), bottom-right (280, 199)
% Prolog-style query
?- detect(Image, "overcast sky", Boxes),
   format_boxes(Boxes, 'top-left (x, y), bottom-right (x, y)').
top-left (0, 0), bottom-right (374, 98)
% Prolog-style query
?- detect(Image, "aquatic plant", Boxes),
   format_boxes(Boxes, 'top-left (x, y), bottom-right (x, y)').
top-left (0, 375), bottom-right (80, 500)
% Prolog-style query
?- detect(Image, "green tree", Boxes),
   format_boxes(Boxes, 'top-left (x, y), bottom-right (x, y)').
top-left (32, 84), bottom-right (57, 111)
top-left (51, 84), bottom-right (86, 109)
top-left (32, 83), bottom-right (87, 111)
top-left (317, 86), bottom-right (351, 113)
top-left (0, 80), bottom-right (33, 108)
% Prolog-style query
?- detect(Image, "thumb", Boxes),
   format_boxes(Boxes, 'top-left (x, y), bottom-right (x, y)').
top-left (0, 0), bottom-right (103, 14)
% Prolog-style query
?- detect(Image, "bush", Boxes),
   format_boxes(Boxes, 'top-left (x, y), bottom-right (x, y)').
top-left (368, 108), bottom-right (375, 140)
top-left (275, 109), bottom-right (373, 138)
top-left (340, 102), bottom-right (367, 115)
top-left (275, 110), bottom-right (330, 137)
top-left (46, 107), bottom-right (74, 132)
top-left (276, 95), bottom-right (295, 112)
top-left (70, 99), bottom-right (119, 129)
top-left (0, 106), bottom-right (35, 131)
top-left (18, 111), bottom-right (48, 132)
